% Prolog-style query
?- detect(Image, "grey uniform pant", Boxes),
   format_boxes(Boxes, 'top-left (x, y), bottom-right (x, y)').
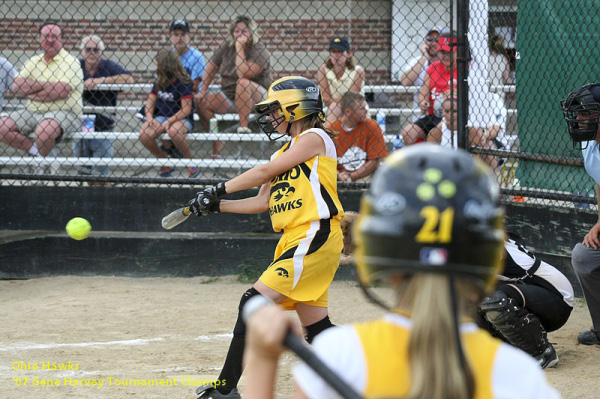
top-left (572, 243), bottom-right (600, 331)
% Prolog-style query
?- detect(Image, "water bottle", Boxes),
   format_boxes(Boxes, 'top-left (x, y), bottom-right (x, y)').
top-left (209, 117), bottom-right (218, 134)
top-left (81, 114), bottom-right (96, 133)
top-left (393, 134), bottom-right (404, 151)
top-left (376, 110), bottom-right (386, 134)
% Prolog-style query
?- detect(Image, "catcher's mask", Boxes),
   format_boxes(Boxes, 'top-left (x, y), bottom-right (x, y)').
top-left (561, 83), bottom-right (600, 147)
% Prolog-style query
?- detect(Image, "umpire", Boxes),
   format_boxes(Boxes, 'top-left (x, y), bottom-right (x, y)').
top-left (561, 83), bottom-right (600, 346)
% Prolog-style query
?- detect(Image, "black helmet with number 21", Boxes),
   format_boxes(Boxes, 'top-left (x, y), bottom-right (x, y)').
top-left (253, 76), bottom-right (325, 141)
top-left (354, 144), bottom-right (505, 293)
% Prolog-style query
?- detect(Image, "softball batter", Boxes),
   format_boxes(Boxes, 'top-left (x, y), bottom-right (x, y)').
top-left (189, 76), bottom-right (344, 399)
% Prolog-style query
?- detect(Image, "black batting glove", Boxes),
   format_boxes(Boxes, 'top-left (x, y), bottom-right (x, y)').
top-left (189, 183), bottom-right (227, 216)
top-left (203, 182), bottom-right (227, 198)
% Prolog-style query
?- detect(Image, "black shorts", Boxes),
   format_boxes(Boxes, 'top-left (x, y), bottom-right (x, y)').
top-left (414, 114), bottom-right (442, 135)
top-left (498, 281), bottom-right (572, 332)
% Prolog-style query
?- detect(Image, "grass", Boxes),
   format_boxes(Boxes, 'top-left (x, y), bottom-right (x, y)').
top-left (237, 264), bottom-right (263, 284)
top-left (199, 276), bottom-right (220, 284)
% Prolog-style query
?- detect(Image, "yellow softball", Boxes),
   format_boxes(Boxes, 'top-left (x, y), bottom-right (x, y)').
top-left (66, 217), bottom-right (92, 240)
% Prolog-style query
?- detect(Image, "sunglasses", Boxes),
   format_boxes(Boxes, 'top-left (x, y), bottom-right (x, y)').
top-left (84, 48), bottom-right (101, 54)
top-left (425, 37), bottom-right (438, 42)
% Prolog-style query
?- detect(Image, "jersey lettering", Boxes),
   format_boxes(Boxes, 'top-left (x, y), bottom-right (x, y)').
top-left (507, 238), bottom-right (535, 260)
top-left (272, 166), bottom-right (301, 184)
top-left (269, 199), bottom-right (303, 215)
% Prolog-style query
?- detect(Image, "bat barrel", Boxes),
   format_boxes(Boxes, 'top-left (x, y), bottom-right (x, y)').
top-left (161, 207), bottom-right (191, 230)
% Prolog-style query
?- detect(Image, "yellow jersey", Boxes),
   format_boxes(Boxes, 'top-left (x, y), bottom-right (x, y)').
top-left (294, 313), bottom-right (559, 399)
top-left (269, 128), bottom-right (344, 232)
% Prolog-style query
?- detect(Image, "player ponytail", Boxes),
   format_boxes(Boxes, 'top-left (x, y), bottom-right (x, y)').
top-left (403, 274), bottom-right (476, 399)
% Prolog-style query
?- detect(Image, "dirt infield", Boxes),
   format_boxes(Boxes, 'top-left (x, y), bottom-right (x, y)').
top-left (1, 276), bottom-right (598, 398)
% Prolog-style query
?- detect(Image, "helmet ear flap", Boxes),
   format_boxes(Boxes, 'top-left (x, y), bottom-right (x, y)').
top-left (285, 103), bottom-right (299, 119)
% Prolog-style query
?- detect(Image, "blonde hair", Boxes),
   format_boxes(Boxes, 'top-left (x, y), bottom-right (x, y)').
top-left (227, 15), bottom-right (259, 46)
top-left (80, 35), bottom-right (105, 51)
top-left (397, 274), bottom-right (476, 399)
top-left (155, 49), bottom-right (192, 91)
top-left (489, 33), bottom-right (508, 56)
top-left (325, 54), bottom-right (356, 71)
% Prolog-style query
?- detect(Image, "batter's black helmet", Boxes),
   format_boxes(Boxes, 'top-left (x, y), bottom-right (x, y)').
top-left (355, 144), bottom-right (505, 292)
top-left (561, 83), bottom-right (600, 144)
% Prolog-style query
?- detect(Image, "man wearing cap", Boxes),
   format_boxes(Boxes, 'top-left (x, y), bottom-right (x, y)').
top-left (399, 27), bottom-right (442, 145)
top-left (160, 19), bottom-right (206, 157)
top-left (0, 23), bottom-right (83, 158)
top-left (317, 36), bottom-right (365, 125)
top-left (169, 19), bottom-right (205, 94)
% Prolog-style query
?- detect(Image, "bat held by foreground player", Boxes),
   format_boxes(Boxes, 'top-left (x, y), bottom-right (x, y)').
top-left (161, 206), bottom-right (192, 230)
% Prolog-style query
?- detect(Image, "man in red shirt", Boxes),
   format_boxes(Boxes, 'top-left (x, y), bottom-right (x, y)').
top-left (418, 33), bottom-right (458, 117)
top-left (329, 91), bottom-right (388, 182)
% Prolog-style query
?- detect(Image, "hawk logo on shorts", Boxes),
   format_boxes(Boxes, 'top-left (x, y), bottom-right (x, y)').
top-left (275, 267), bottom-right (289, 278)
top-left (271, 182), bottom-right (296, 202)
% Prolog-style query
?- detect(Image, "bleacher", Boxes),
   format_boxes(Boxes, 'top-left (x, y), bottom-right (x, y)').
top-left (0, 83), bottom-right (518, 180)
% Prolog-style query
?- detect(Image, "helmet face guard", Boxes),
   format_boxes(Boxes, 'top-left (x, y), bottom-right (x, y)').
top-left (561, 84), bottom-right (600, 145)
top-left (255, 100), bottom-right (288, 141)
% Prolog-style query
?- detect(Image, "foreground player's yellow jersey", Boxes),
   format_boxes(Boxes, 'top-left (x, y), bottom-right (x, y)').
top-left (269, 128), bottom-right (344, 232)
top-left (294, 313), bottom-right (560, 398)
top-left (354, 318), bottom-right (500, 398)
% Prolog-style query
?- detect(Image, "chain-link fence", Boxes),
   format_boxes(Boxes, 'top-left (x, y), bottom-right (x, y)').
top-left (0, 0), bottom-right (592, 208)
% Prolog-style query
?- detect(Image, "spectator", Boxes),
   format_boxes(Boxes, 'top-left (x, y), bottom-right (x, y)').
top-left (0, 23), bottom-right (83, 159)
top-left (428, 95), bottom-right (507, 173)
top-left (489, 33), bottom-right (511, 90)
top-left (399, 27), bottom-right (442, 124)
top-left (317, 37), bottom-right (365, 125)
top-left (329, 91), bottom-right (387, 182)
top-left (244, 145), bottom-right (559, 399)
top-left (169, 19), bottom-right (205, 94)
top-left (0, 57), bottom-right (16, 113)
top-left (162, 18), bottom-right (206, 158)
top-left (401, 32), bottom-right (457, 145)
top-left (76, 34), bottom-right (134, 180)
top-left (196, 15), bottom-right (272, 150)
top-left (138, 49), bottom-right (197, 178)
top-left (561, 83), bottom-right (600, 346)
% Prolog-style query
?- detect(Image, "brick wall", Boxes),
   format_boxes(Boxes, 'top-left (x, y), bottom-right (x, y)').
top-left (1, 0), bottom-right (398, 85)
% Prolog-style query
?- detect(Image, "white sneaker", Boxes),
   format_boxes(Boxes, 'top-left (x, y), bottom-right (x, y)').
top-left (237, 126), bottom-right (252, 133)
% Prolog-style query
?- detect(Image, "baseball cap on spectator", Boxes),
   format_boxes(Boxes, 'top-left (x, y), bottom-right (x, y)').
top-left (329, 37), bottom-right (350, 52)
top-left (438, 36), bottom-right (457, 52)
top-left (427, 27), bottom-right (443, 35)
top-left (170, 19), bottom-right (190, 33)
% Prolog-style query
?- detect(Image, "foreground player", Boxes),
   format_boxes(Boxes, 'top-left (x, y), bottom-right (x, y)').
top-left (189, 76), bottom-right (344, 398)
top-left (244, 145), bottom-right (559, 399)
top-left (561, 83), bottom-right (600, 346)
